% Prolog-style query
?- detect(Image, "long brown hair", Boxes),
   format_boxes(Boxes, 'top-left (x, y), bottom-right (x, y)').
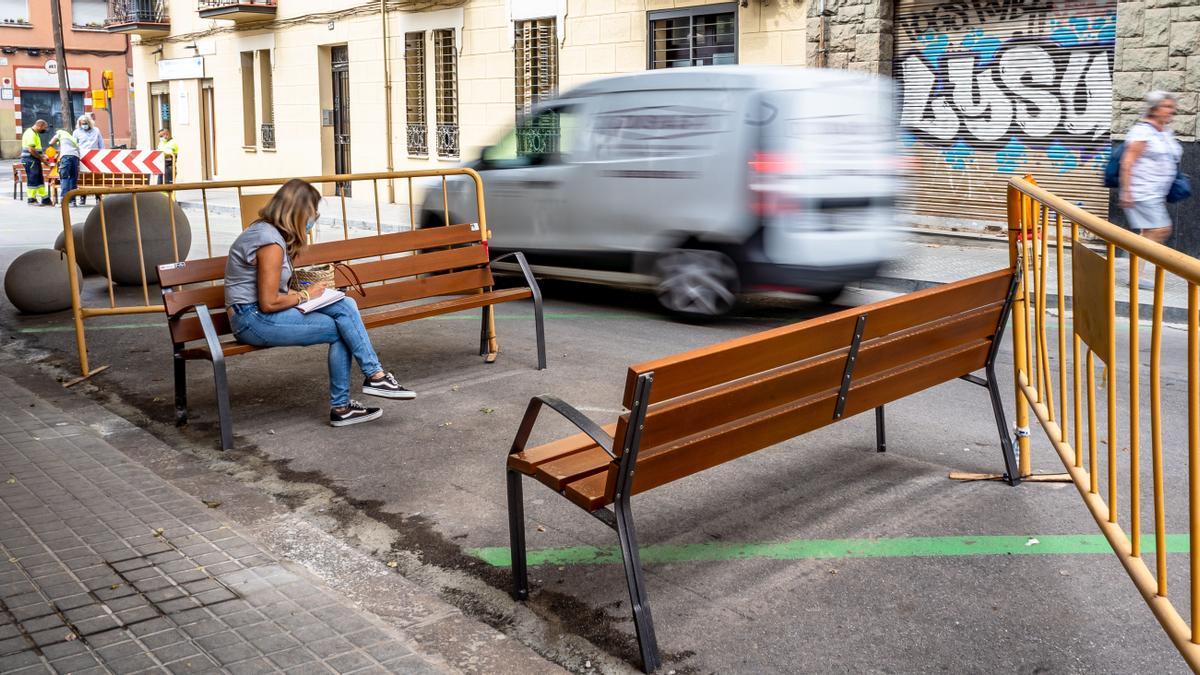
top-left (258, 179), bottom-right (321, 260)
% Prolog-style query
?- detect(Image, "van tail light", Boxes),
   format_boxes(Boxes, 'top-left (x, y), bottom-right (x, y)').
top-left (749, 152), bottom-right (799, 175)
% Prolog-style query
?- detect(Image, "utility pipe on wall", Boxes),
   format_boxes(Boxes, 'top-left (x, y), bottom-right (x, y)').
top-left (382, 0), bottom-right (396, 203)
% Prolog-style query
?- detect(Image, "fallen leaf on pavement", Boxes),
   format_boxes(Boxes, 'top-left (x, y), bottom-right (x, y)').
top-left (480, 407), bottom-right (494, 414)
top-left (386, 561), bottom-right (398, 568)
top-left (201, 500), bottom-right (221, 509)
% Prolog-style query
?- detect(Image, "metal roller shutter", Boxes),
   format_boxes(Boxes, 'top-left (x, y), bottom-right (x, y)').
top-left (894, 0), bottom-right (1116, 228)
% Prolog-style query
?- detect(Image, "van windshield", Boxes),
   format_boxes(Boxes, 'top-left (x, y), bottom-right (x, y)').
top-left (483, 107), bottom-right (582, 167)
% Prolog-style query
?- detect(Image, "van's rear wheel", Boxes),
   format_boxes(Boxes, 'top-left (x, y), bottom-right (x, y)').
top-left (655, 249), bottom-right (740, 318)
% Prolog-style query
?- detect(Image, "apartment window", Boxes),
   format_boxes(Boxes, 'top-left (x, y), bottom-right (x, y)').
top-left (514, 18), bottom-right (557, 155)
top-left (71, 0), bottom-right (107, 28)
top-left (433, 29), bottom-right (458, 158)
top-left (240, 51), bottom-right (256, 147)
top-left (405, 32), bottom-right (427, 157)
top-left (649, 4), bottom-right (736, 69)
top-left (0, 0), bottom-right (29, 25)
top-left (257, 49), bottom-right (275, 149)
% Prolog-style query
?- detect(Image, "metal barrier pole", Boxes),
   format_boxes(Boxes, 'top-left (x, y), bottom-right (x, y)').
top-left (1006, 186), bottom-right (1032, 477)
top-left (60, 199), bottom-right (90, 377)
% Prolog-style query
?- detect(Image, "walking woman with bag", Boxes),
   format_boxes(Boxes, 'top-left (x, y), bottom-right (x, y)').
top-left (1120, 90), bottom-right (1186, 289)
top-left (224, 179), bottom-right (416, 427)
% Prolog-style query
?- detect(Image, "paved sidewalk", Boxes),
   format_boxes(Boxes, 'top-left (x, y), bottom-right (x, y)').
top-left (0, 375), bottom-right (444, 674)
top-left (869, 235), bottom-right (1192, 322)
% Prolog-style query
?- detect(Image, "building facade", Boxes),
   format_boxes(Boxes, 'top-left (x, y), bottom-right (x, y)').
top-left (116, 0), bottom-right (1197, 238)
top-left (0, 0), bottom-right (132, 158)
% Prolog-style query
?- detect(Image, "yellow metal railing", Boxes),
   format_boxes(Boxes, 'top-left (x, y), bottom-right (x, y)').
top-left (1008, 176), bottom-right (1200, 670)
top-left (60, 168), bottom-right (488, 379)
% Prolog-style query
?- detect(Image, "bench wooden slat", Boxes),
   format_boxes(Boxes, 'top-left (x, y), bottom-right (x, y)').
top-left (158, 258), bottom-right (227, 287)
top-left (621, 269), bottom-right (1012, 408)
top-left (533, 448), bottom-right (614, 492)
top-left (563, 472), bottom-right (611, 512)
top-left (508, 422), bottom-right (619, 475)
top-left (615, 339), bottom-right (992, 499)
top-left (361, 288), bottom-right (532, 327)
top-left (615, 301), bottom-right (1003, 454)
top-left (294, 223), bottom-right (481, 265)
top-left (179, 342), bottom-right (263, 361)
top-left (164, 285), bottom-right (226, 318)
top-left (348, 268), bottom-right (494, 311)
top-left (336, 246), bottom-right (488, 287)
top-left (170, 308), bottom-right (232, 345)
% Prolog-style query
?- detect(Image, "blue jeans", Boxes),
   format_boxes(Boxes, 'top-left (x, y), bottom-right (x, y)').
top-left (229, 297), bottom-right (383, 408)
top-left (58, 155), bottom-right (79, 203)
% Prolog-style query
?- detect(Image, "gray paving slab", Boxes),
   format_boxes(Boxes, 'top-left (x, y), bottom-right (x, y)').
top-left (0, 375), bottom-right (449, 674)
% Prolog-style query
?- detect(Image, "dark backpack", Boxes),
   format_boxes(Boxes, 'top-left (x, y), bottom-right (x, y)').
top-left (1103, 143), bottom-right (1124, 189)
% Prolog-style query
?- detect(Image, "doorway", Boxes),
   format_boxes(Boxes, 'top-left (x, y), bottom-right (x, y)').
top-left (20, 90), bottom-right (84, 142)
top-left (149, 81), bottom-right (170, 140)
top-left (200, 80), bottom-right (217, 180)
top-left (331, 45), bottom-right (351, 196)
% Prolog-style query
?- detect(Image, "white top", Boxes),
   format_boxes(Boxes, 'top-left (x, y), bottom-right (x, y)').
top-left (74, 126), bottom-right (104, 151)
top-left (54, 129), bottom-right (81, 158)
top-left (1127, 121), bottom-right (1183, 203)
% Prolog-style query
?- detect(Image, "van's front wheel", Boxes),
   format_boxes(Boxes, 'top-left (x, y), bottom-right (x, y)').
top-left (654, 249), bottom-right (740, 318)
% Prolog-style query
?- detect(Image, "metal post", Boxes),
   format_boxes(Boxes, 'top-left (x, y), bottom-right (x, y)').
top-left (875, 406), bottom-right (885, 453)
top-left (49, 0), bottom-right (75, 131)
top-left (1006, 186), bottom-right (1032, 478)
top-left (506, 470), bottom-right (529, 600)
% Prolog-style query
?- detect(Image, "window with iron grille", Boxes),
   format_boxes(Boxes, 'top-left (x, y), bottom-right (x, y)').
top-left (258, 49), bottom-right (275, 149)
top-left (405, 32), bottom-right (427, 157)
top-left (514, 18), bottom-right (558, 156)
top-left (649, 4), bottom-right (736, 69)
top-left (433, 29), bottom-right (458, 159)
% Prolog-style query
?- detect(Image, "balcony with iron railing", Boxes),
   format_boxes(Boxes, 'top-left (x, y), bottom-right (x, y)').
top-left (198, 0), bottom-right (276, 22)
top-left (105, 0), bottom-right (170, 37)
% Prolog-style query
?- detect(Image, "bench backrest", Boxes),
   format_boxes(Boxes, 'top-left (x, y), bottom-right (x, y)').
top-left (157, 223), bottom-right (489, 346)
top-left (606, 268), bottom-right (1016, 499)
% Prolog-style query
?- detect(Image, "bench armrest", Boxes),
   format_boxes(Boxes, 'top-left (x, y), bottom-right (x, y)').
top-left (510, 395), bottom-right (616, 459)
top-left (489, 252), bottom-right (542, 305)
top-left (168, 303), bottom-right (227, 365)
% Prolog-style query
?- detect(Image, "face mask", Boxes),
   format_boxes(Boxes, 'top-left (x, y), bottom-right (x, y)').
top-left (305, 217), bottom-right (317, 233)
top-left (81, 123), bottom-right (90, 129)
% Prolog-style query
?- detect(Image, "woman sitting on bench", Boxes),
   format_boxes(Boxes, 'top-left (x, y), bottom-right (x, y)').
top-left (224, 178), bottom-right (416, 427)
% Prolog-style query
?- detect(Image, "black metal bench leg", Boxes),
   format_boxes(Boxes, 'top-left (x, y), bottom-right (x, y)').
top-left (532, 290), bottom-right (546, 371)
top-left (506, 470), bottom-right (530, 600)
top-left (173, 353), bottom-right (188, 427)
top-left (211, 354), bottom-right (234, 452)
top-left (614, 497), bottom-right (661, 673)
top-left (479, 306), bottom-right (489, 357)
top-left (985, 366), bottom-right (1021, 486)
top-left (875, 406), bottom-right (885, 453)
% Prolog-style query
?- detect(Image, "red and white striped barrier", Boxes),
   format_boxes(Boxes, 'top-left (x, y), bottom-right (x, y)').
top-left (80, 150), bottom-right (165, 175)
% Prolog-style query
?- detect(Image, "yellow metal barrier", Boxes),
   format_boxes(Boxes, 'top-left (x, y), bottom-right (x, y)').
top-left (59, 168), bottom-right (489, 378)
top-left (1008, 176), bottom-right (1200, 670)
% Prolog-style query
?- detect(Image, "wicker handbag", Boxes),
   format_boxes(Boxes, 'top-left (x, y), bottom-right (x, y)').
top-left (289, 262), bottom-right (365, 296)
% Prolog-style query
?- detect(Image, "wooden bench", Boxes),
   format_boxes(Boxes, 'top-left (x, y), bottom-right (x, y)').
top-left (11, 161), bottom-right (59, 203)
top-left (504, 267), bottom-right (1021, 672)
top-left (156, 223), bottom-right (545, 450)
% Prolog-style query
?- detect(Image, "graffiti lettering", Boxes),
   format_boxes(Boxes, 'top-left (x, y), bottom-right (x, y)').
top-left (898, 0), bottom-right (1052, 39)
top-left (900, 43), bottom-right (1111, 144)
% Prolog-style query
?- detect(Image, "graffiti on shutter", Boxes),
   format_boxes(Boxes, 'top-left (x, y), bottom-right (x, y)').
top-left (894, 0), bottom-right (1116, 228)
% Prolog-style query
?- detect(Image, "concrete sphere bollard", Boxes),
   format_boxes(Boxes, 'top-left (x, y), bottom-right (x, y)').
top-left (53, 223), bottom-right (96, 275)
top-left (4, 248), bottom-right (83, 314)
top-left (82, 193), bottom-right (191, 285)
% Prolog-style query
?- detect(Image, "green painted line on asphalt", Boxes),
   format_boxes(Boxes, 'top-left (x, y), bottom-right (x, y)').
top-left (14, 312), bottom-right (649, 334)
top-left (469, 533), bottom-right (1191, 568)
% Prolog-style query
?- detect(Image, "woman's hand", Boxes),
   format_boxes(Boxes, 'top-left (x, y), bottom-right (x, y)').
top-left (303, 282), bottom-right (328, 299)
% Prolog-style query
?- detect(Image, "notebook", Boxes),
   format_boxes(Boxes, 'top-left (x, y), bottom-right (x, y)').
top-left (297, 288), bottom-right (345, 314)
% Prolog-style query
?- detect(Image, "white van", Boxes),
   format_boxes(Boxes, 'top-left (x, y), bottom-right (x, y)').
top-left (419, 66), bottom-right (902, 317)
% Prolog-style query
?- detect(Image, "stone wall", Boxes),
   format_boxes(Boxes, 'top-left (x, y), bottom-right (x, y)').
top-left (805, 0), bottom-right (892, 75)
top-left (1113, 0), bottom-right (1200, 141)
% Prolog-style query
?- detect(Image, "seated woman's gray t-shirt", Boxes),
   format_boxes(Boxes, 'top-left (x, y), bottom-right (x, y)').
top-left (225, 221), bottom-right (292, 307)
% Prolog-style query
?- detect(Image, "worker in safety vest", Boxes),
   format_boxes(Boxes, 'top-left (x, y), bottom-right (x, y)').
top-left (20, 119), bottom-right (51, 206)
top-left (157, 128), bottom-right (179, 185)
top-left (52, 123), bottom-right (83, 207)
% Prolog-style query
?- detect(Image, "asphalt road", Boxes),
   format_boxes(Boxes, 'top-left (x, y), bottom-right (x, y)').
top-left (0, 185), bottom-right (1192, 673)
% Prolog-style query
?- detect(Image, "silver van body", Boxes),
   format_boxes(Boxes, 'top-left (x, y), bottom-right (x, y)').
top-left (419, 66), bottom-right (902, 316)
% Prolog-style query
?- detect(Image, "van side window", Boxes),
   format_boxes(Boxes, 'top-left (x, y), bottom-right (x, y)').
top-left (484, 107), bottom-right (578, 168)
